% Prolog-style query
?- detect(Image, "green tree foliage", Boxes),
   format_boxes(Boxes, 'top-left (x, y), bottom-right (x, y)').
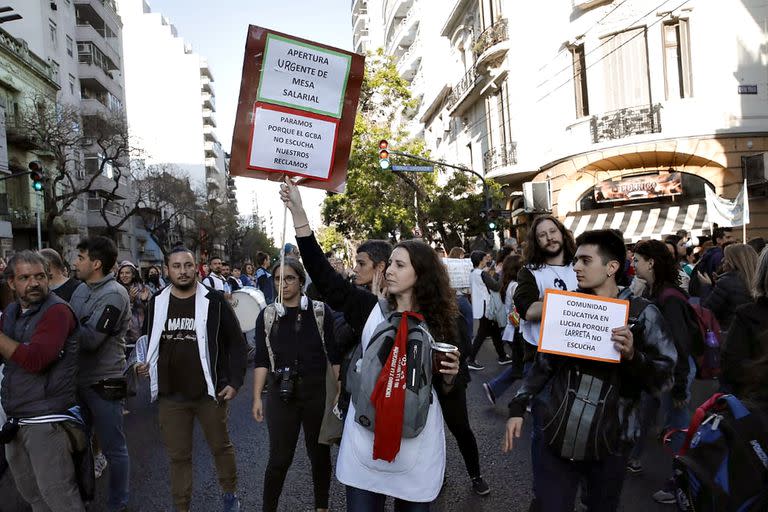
top-left (321, 50), bottom-right (498, 247)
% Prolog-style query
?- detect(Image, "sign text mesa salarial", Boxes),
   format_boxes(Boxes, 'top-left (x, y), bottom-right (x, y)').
top-left (258, 34), bottom-right (352, 118)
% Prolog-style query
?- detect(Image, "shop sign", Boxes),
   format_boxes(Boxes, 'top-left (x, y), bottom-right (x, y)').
top-left (594, 172), bottom-right (682, 203)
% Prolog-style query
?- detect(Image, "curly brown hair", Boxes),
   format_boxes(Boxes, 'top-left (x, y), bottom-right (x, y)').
top-left (523, 215), bottom-right (576, 270)
top-left (389, 239), bottom-right (459, 342)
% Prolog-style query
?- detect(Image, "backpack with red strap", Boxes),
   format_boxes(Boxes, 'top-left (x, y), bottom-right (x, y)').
top-left (673, 393), bottom-right (768, 511)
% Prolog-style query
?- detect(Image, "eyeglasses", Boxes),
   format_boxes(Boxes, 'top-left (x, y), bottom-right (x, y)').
top-left (274, 275), bottom-right (299, 284)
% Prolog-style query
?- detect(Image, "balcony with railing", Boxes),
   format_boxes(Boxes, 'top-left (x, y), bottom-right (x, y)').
top-left (201, 92), bottom-right (216, 110)
top-left (590, 104), bottom-right (662, 143)
top-left (387, 7), bottom-right (419, 55)
top-left (200, 58), bottom-right (213, 80)
top-left (445, 66), bottom-right (481, 113)
top-left (205, 157), bottom-right (220, 173)
top-left (74, 0), bottom-right (121, 30)
top-left (202, 108), bottom-right (216, 127)
top-left (384, 0), bottom-right (415, 48)
top-left (201, 75), bottom-right (214, 94)
top-left (0, 28), bottom-right (57, 84)
top-left (473, 18), bottom-right (509, 67)
top-left (76, 23), bottom-right (121, 67)
top-left (396, 35), bottom-right (422, 80)
top-left (483, 142), bottom-right (518, 173)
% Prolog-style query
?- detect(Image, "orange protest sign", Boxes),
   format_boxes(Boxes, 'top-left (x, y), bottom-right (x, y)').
top-left (537, 290), bottom-right (629, 363)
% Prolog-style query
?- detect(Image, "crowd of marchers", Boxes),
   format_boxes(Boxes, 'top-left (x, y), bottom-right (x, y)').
top-left (0, 176), bottom-right (766, 512)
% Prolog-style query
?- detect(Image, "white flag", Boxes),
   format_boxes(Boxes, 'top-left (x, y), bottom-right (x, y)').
top-left (704, 181), bottom-right (750, 227)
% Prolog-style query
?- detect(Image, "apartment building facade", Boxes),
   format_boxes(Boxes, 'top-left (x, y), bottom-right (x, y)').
top-left (3, 0), bottom-right (135, 262)
top-left (357, 0), bottom-right (768, 242)
top-left (117, 0), bottom-right (230, 260)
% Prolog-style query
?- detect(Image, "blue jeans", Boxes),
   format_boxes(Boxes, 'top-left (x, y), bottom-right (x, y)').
top-left (79, 386), bottom-right (130, 511)
top-left (532, 431), bottom-right (628, 512)
top-left (345, 486), bottom-right (430, 512)
top-left (487, 365), bottom-right (522, 399)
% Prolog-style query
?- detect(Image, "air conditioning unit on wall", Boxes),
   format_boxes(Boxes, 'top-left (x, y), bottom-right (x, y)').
top-left (523, 181), bottom-right (552, 212)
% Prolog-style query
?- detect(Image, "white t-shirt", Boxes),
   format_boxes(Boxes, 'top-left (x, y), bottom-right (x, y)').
top-left (519, 264), bottom-right (578, 346)
top-left (336, 305), bottom-right (446, 502)
top-left (470, 268), bottom-right (490, 320)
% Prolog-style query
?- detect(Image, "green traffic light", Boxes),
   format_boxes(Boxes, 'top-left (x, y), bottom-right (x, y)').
top-left (33, 182), bottom-right (43, 191)
top-left (488, 221), bottom-right (497, 230)
top-left (379, 158), bottom-right (391, 170)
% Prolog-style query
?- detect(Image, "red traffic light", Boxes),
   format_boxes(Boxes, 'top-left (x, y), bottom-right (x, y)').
top-left (379, 139), bottom-right (388, 150)
top-left (379, 149), bottom-right (389, 160)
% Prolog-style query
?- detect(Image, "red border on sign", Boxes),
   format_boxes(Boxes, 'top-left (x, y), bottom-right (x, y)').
top-left (246, 102), bottom-right (340, 182)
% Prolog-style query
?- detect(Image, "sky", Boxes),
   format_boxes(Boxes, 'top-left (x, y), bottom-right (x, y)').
top-left (146, 0), bottom-right (354, 243)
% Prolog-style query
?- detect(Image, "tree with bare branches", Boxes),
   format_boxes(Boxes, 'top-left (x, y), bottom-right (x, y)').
top-left (13, 95), bottom-right (135, 252)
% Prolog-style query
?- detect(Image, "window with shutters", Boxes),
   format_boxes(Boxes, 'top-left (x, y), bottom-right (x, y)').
top-left (571, 44), bottom-right (589, 117)
top-left (601, 27), bottom-right (650, 111)
top-left (663, 19), bottom-right (692, 99)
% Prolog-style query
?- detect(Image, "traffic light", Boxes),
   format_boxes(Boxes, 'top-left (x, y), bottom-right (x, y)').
top-left (28, 161), bottom-right (44, 191)
top-left (378, 139), bottom-right (390, 170)
top-left (487, 209), bottom-right (498, 230)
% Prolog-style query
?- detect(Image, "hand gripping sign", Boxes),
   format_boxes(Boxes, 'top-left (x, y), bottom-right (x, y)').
top-left (230, 26), bottom-right (365, 192)
top-left (538, 290), bottom-right (629, 363)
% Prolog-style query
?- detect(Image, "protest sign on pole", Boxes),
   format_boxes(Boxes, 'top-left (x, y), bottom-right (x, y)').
top-left (230, 26), bottom-right (365, 192)
top-left (538, 290), bottom-right (629, 363)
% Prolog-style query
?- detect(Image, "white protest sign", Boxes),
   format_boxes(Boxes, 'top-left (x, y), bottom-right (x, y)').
top-left (538, 290), bottom-right (629, 363)
top-left (257, 33), bottom-right (352, 119)
top-left (248, 103), bottom-right (339, 180)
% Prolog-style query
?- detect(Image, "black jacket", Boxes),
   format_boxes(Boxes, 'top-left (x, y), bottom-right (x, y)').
top-left (144, 286), bottom-right (248, 396)
top-left (296, 233), bottom-right (470, 389)
top-left (507, 288), bottom-right (677, 443)
top-left (721, 298), bottom-right (768, 395)
top-left (701, 271), bottom-right (753, 331)
top-left (655, 285), bottom-right (696, 400)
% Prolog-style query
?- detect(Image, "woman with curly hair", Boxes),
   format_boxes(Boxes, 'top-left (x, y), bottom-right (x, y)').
top-left (279, 177), bottom-right (461, 511)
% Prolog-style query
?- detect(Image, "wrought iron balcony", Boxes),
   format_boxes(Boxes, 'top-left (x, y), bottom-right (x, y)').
top-left (483, 142), bottom-right (518, 172)
top-left (590, 104), bottom-right (662, 143)
top-left (445, 67), bottom-right (479, 111)
top-left (473, 18), bottom-right (508, 58)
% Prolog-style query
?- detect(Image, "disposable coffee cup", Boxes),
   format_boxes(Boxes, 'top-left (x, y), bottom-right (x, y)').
top-left (432, 342), bottom-right (458, 373)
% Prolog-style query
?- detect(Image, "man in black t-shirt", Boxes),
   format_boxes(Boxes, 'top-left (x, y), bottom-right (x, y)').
top-left (137, 246), bottom-right (247, 512)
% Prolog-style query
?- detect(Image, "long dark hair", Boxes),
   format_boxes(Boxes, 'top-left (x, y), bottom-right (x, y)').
top-left (523, 215), bottom-right (576, 270)
top-left (500, 254), bottom-right (523, 303)
top-left (390, 239), bottom-right (459, 342)
top-left (633, 240), bottom-right (680, 297)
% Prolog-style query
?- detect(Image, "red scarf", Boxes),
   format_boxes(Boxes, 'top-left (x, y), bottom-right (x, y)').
top-left (370, 311), bottom-right (424, 462)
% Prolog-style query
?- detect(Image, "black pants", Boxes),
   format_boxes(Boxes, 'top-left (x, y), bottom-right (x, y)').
top-left (437, 386), bottom-right (481, 479)
top-left (263, 375), bottom-right (331, 511)
top-left (470, 317), bottom-right (507, 361)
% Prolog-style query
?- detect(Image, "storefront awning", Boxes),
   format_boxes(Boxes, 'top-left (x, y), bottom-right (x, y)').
top-left (564, 203), bottom-right (711, 243)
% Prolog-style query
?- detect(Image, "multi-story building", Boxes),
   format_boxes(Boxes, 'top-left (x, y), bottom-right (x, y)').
top-left (0, 26), bottom-right (60, 257)
top-left (117, 0), bottom-right (229, 260)
top-left (3, 0), bottom-right (134, 262)
top-left (359, 0), bottom-right (768, 243)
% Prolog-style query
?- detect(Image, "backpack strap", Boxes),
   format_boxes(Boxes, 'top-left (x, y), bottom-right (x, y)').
top-left (263, 304), bottom-right (278, 371)
top-left (310, 299), bottom-right (327, 356)
top-left (679, 392), bottom-right (724, 455)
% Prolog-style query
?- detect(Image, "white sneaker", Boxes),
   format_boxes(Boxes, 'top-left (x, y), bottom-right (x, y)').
top-left (94, 452), bottom-right (108, 479)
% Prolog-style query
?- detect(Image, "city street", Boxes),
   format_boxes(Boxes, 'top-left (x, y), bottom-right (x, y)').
top-left (1, 342), bottom-right (693, 512)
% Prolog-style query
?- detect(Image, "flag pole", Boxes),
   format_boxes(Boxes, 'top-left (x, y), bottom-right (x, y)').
top-left (743, 179), bottom-right (749, 243)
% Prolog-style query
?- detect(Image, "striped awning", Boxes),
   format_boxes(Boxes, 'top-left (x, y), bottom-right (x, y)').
top-left (564, 203), bottom-right (711, 243)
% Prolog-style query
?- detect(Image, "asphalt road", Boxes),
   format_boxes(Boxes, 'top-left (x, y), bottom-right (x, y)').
top-left (0, 341), bottom-right (712, 512)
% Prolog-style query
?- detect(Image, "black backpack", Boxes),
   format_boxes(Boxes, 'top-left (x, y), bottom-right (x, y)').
top-left (537, 297), bottom-right (649, 461)
top-left (673, 394), bottom-right (768, 512)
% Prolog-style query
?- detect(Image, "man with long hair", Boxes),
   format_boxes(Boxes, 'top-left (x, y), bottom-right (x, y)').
top-left (514, 216), bottom-right (579, 360)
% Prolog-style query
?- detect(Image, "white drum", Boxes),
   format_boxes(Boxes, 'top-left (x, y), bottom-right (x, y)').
top-left (230, 287), bottom-right (267, 332)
